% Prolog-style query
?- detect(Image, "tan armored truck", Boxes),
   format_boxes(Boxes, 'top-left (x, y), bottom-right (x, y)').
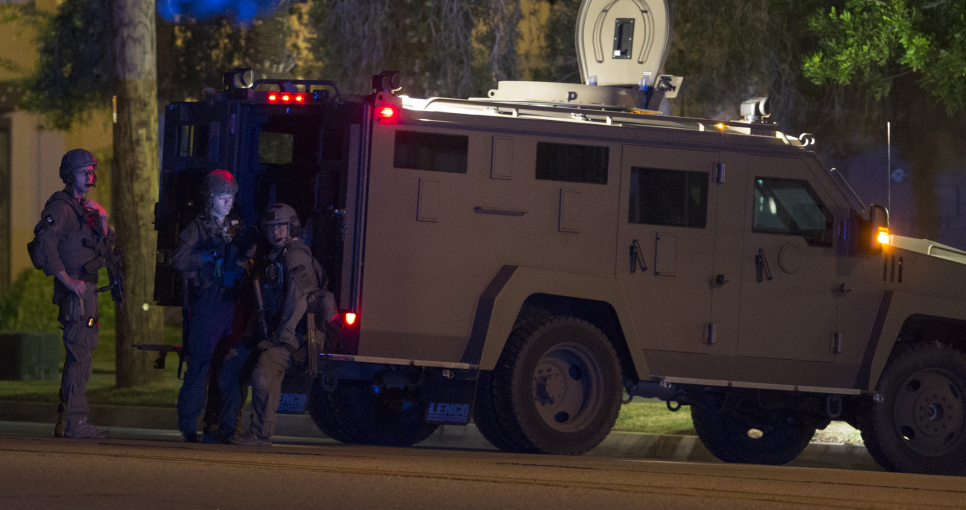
top-left (153, 0), bottom-right (966, 475)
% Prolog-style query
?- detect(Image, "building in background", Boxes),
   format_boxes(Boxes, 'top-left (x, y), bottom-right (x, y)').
top-left (0, 0), bottom-right (112, 295)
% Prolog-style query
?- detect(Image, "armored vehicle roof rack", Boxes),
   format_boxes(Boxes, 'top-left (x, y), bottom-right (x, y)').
top-left (405, 94), bottom-right (800, 144)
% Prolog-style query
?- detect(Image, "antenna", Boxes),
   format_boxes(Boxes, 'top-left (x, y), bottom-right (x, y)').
top-left (887, 122), bottom-right (892, 213)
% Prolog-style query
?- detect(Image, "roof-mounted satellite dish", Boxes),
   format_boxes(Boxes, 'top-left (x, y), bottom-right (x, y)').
top-left (480, 0), bottom-right (678, 110)
top-left (576, 0), bottom-right (673, 87)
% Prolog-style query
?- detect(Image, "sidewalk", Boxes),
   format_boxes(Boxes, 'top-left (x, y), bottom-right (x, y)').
top-left (0, 400), bottom-right (881, 471)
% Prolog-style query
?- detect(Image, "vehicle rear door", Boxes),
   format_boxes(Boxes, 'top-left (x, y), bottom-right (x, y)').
top-left (155, 99), bottom-right (234, 305)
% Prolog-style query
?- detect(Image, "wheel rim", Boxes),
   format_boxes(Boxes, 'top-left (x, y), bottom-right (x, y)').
top-left (530, 341), bottom-right (604, 433)
top-left (893, 368), bottom-right (966, 456)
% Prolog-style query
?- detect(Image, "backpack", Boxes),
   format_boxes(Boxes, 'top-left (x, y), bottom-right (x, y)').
top-left (27, 192), bottom-right (83, 271)
top-left (287, 242), bottom-right (343, 353)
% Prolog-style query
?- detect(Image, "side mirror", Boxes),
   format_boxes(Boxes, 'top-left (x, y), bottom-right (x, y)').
top-left (869, 204), bottom-right (890, 252)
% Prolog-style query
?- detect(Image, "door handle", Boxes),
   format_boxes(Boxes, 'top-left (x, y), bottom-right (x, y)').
top-left (756, 248), bottom-right (773, 283)
top-left (630, 239), bottom-right (648, 273)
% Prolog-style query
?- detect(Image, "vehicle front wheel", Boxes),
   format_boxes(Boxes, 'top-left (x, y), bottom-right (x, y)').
top-left (691, 400), bottom-right (816, 465)
top-left (859, 342), bottom-right (966, 475)
top-left (477, 316), bottom-right (623, 455)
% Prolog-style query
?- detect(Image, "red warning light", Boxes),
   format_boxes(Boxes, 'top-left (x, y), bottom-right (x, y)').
top-left (377, 106), bottom-right (397, 120)
top-left (344, 312), bottom-right (357, 326)
top-left (266, 92), bottom-right (307, 104)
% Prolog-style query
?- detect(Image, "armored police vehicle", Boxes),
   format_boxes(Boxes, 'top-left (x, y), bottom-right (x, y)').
top-left (154, 0), bottom-right (966, 475)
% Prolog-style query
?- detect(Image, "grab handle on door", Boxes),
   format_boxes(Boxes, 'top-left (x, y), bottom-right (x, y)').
top-left (756, 248), bottom-right (773, 283)
top-left (630, 239), bottom-right (648, 273)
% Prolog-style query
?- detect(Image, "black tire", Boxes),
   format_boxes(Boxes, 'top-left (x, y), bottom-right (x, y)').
top-left (481, 316), bottom-right (623, 455)
top-left (859, 342), bottom-right (966, 475)
top-left (473, 370), bottom-right (534, 453)
top-left (308, 376), bottom-right (365, 444)
top-left (691, 401), bottom-right (816, 465)
top-left (323, 379), bottom-right (439, 447)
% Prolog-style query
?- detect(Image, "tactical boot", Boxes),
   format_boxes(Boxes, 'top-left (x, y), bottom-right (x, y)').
top-left (230, 433), bottom-right (271, 447)
top-left (201, 433), bottom-right (231, 444)
top-left (53, 416), bottom-right (65, 438)
top-left (64, 419), bottom-right (109, 439)
top-left (54, 401), bottom-right (65, 437)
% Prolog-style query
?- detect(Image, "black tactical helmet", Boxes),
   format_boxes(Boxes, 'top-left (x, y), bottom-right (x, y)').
top-left (206, 169), bottom-right (239, 195)
top-left (261, 203), bottom-right (301, 236)
top-left (59, 149), bottom-right (98, 184)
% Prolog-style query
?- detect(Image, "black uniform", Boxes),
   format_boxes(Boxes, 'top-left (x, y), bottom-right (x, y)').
top-left (33, 190), bottom-right (106, 436)
top-left (173, 212), bottom-right (246, 442)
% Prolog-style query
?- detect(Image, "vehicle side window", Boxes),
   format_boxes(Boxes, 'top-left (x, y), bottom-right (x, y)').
top-left (535, 142), bottom-right (608, 184)
top-left (753, 177), bottom-right (832, 246)
top-left (628, 167), bottom-right (708, 228)
top-left (259, 132), bottom-right (294, 165)
top-left (394, 131), bottom-right (468, 174)
top-left (178, 124), bottom-right (209, 159)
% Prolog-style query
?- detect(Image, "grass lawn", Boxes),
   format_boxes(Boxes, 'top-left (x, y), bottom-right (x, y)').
top-left (615, 400), bottom-right (864, 444)
top-left (0, 327), bottom-right (184, 407)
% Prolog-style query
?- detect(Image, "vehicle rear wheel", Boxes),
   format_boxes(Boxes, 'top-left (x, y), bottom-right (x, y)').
top-left (473, 370), bottom-right (535, 453)
top-left (859, 342), bottom-right (966, 475)
top-left (309, 378), bottom-right (439, 447)
top-left (308, 376), bottom-right (364, 444)
top-left (691, 401), bottom-right (816, 465)
top-left (480, 316), bottom-right (623, 455)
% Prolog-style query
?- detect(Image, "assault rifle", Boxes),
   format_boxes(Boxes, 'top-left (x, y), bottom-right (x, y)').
top-left (131, 344), bottom-right (185, 379)
top-left (82, 210), bottom-right (125, 304)
top-left (252, 277), bottom-right (270, 341)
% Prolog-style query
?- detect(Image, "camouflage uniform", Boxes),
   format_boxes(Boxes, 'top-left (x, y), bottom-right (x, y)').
top-left (235, 204), bottom-right (320, 445)
top-left (33, 149), bottom-right (109, 439)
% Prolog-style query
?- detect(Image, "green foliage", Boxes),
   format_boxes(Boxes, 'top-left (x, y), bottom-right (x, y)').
top-left (0, 269), bottom-right (59, 332)
top-left (308, 0), bottom-right (520, 99)
top-left (0, 268), bottom-right (117, 332)
top-left (527, 0), bottom-right (581, 83)
top-left (17, 0), bottom-right (302, 123)
top-left (19, 0), bottom-right (114, 130)
top-left (157, 8), bottom-right (302, 102)
top-left (804, 0), bottom-right (966, 116)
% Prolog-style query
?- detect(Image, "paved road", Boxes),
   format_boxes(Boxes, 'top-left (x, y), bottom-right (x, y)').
top-left (0, 424), bottom-right (963, 510)
top-left (0, 401), bottom-right (883, 472)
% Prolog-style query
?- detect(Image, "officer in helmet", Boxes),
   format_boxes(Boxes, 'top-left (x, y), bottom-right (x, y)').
top-left (172, 169), bottom-right (250, 443)
top-left (233, 203), bottom-right (321, 446)
top-left (32, 149), bottom-right (110, 438)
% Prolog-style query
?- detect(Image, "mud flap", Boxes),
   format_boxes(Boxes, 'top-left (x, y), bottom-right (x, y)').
top-left (277, 372), bottom-right (313, 414)
top-left (421, 368), bottom-right (479, 425)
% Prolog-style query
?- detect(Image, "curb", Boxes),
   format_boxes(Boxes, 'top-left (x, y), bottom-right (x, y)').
top-left (0, 400), bottom-right (880, 471)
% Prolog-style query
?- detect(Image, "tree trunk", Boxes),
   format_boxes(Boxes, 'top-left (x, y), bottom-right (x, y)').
top-left (112, 0), bottom-right (163, 387)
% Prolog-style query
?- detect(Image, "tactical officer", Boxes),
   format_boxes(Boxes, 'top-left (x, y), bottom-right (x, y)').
top-left (33, 149), bottom-right (110, 439)
top-left (173, 169), bottom-right (249, 443)
top-left (233, 203), bottom-right (320, 446)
